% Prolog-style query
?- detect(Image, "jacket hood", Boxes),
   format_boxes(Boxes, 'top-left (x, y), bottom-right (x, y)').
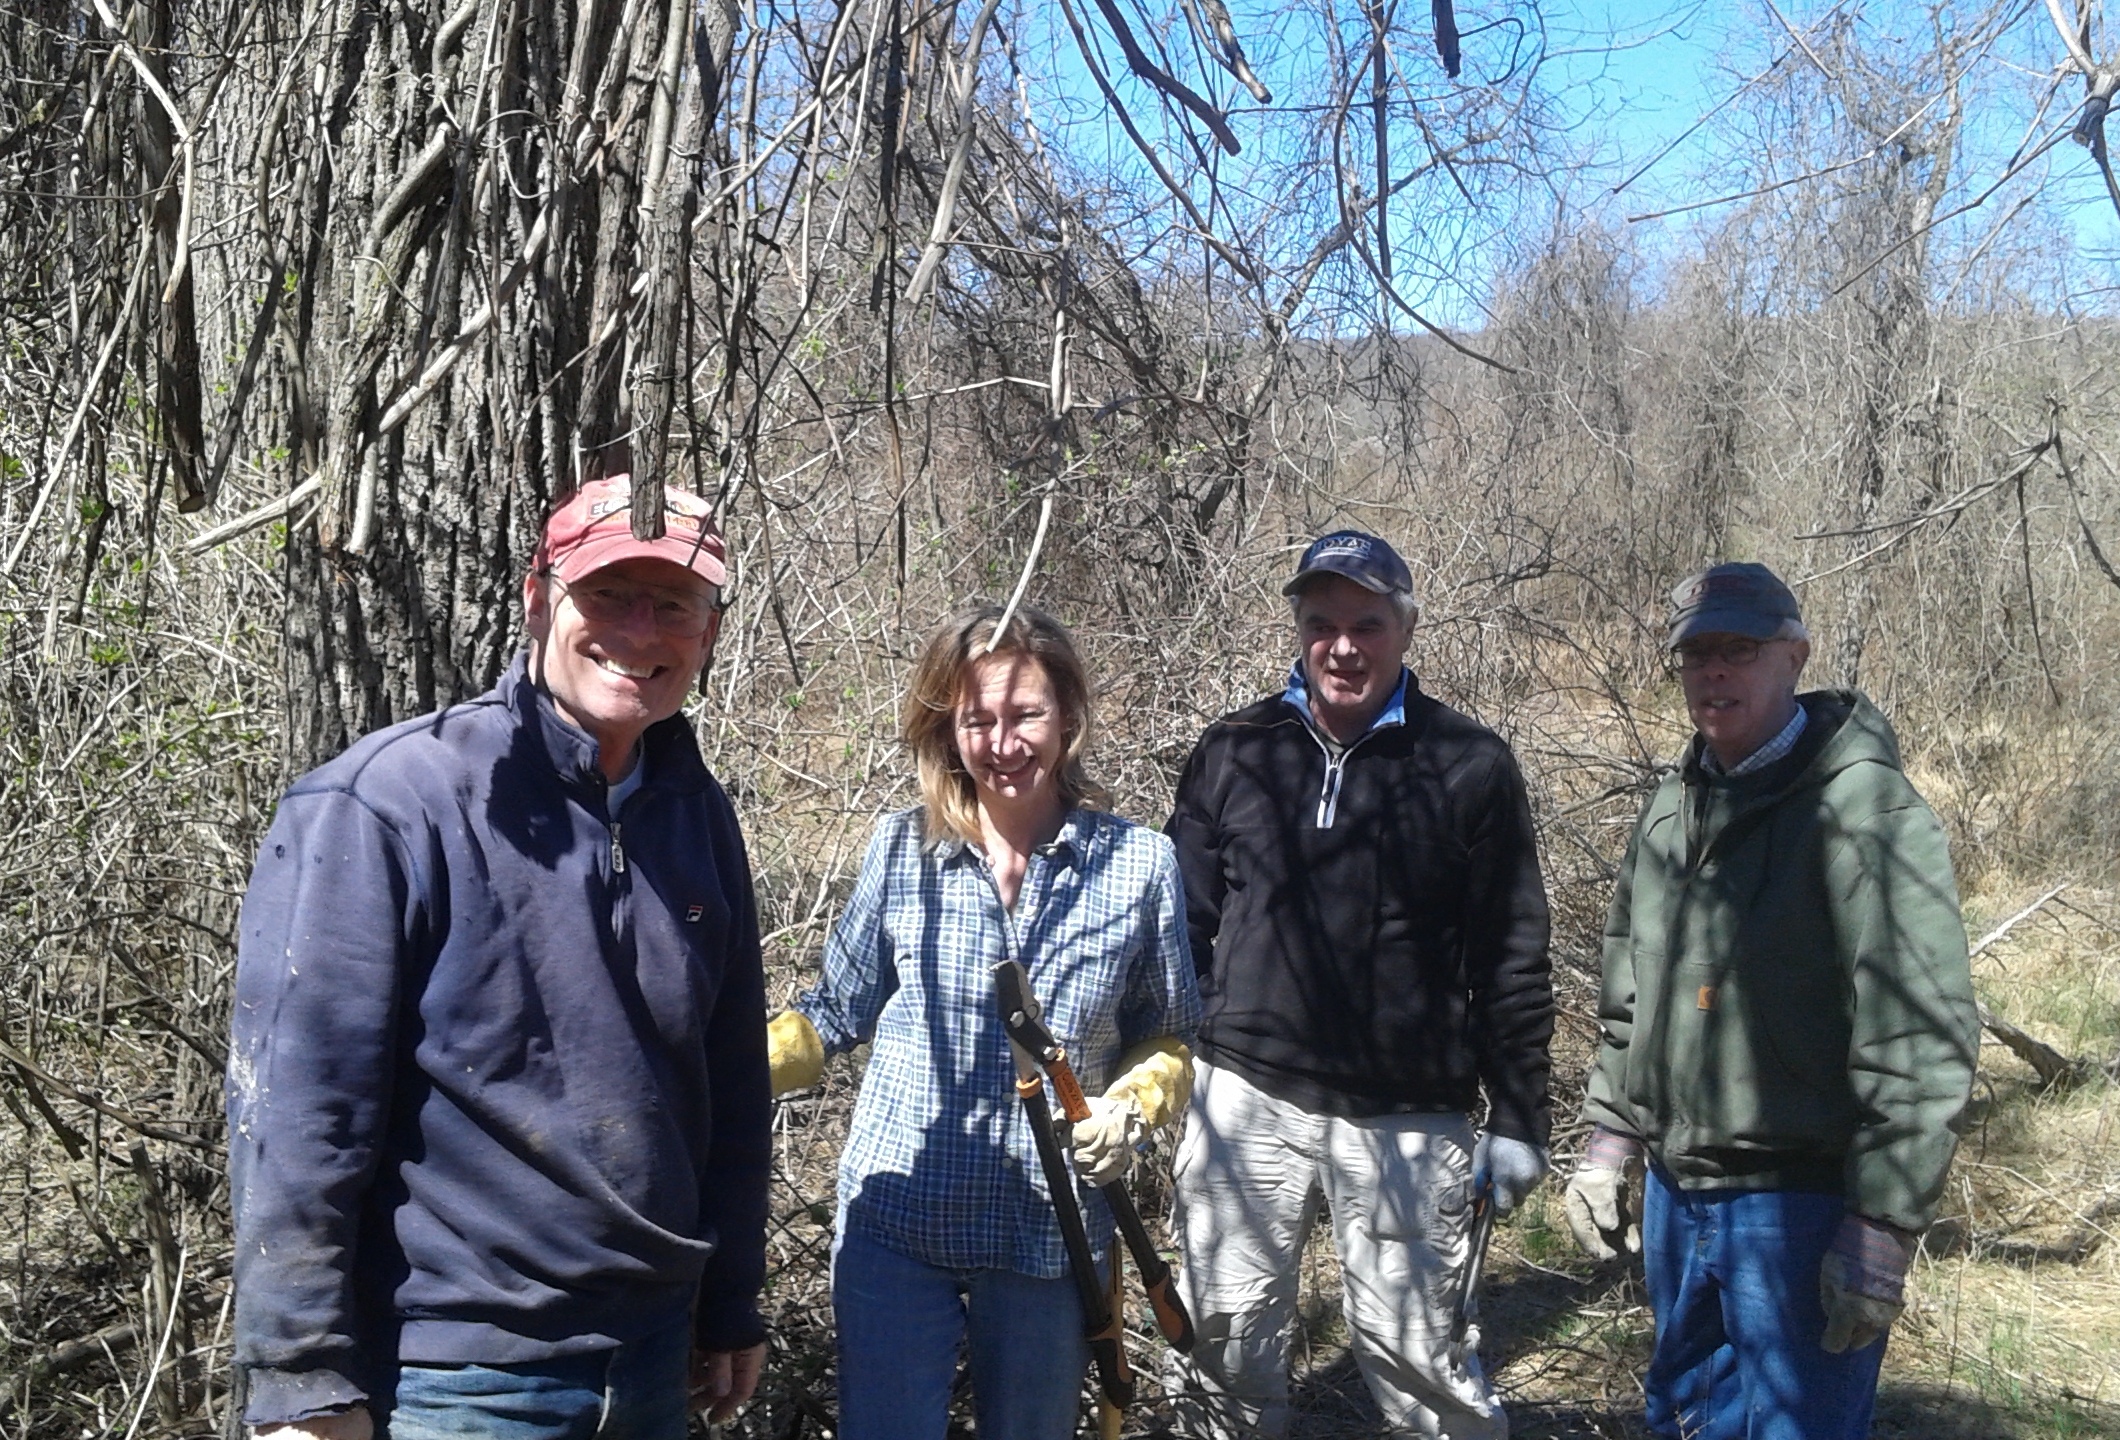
top-left (1589, 680), bottom-right (1974, 1228)
top-left (1800, 688), bottom-right (1903, 777)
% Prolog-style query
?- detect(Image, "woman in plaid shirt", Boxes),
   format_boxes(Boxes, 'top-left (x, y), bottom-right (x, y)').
top-left (768, 602), bottom-right (1200, 1440)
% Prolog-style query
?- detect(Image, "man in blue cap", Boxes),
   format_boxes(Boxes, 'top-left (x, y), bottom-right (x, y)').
top-left (1563, 561), bottom-right (1977, 1439)
top-left (1163, 530), bottom-right (1554, 1439)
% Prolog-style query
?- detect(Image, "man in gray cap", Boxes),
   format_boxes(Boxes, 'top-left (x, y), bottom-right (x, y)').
top-left (1563, 561), bottom-right (1978, 1440)
top-left (1164, 530), bottom-right (1553, 1439)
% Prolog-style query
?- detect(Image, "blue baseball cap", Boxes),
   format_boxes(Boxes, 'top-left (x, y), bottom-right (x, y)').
top-left (1283, 530), bottom-right (1415, 600)
top-left (1667, 562), bottom-right (1802, 647)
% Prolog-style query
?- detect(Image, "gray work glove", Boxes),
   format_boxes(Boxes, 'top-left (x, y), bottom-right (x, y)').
top-left (1562, 1126), bottom-right (1645, 1259)
top-left (1472, 1132), bottom-right (1550, 1215)
top-left (1069, 1093), bottom-right (1146, 1187)
top-left (1820, 1213), bottom-right (1914, 1354)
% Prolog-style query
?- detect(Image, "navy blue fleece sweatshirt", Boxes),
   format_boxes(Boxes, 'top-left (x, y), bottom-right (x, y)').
top-left (227, 655), bottom-right (770, 1426)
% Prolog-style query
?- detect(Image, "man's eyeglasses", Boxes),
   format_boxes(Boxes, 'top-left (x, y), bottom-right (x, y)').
top-left (1665, 638), bottom-right (1779, 674)
top-left (548, 574), bottom-right (719, 637)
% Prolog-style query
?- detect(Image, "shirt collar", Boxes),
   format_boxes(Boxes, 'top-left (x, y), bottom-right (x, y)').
top-left (935, 809), bottom-right (1093, 868)
top-left (1700, 702), bottom-right (1808, 778)
top-left (1281, 661), bottom-right (1409, 739)
top-left (606, 748), bottom-right (648, 813)
top-left (503, 651), bottom-right (603, 788)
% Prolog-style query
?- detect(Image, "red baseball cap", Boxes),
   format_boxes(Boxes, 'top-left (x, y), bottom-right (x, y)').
top-left (534, 476), bottom-right (727, 587)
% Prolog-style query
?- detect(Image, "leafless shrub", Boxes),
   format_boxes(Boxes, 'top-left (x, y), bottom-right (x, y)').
top-left (7, 1), bottom-right (2120, 1436)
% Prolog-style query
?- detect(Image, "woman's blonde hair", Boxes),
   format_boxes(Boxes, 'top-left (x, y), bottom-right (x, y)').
top-left (902, 602), bottom-right (1110, 847)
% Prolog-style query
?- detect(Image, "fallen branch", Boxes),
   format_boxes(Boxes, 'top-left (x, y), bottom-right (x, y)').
top-left (376, 203), bottom-right (554, 435)
top-left (1978, 1002), bottom-right (2088, 1089)
top-left (1970, 883), bottom-right (2069, 959)
top-left (2043, 0), bottom-right (2097, 72)
top-left (0, 1261), bottom-right (232, 1422)
top-left (990, 491), bottom-right (1055, 652)
top-left (1982, 1194), bottom-right (2120, 1267)
top-left (1968, 885), bottom-right (2095, 1088)
top-left (1791, 440), bottom-right (2052, 587)
top-left (904, 0), bottom-right (1005, 304)
top-left (185, 475), bottom-right (323, 553)
top-left (0, 1036), bottom-right (216, 1150)
top-left (1179, 0), bottom-right (1270, 101)
top-left (1051, 0), bottom-right (1258, 284)
top-left (1085, 0), bottom-right (1240, 155)
top-left (1, 1319), bottom-right (140, 1409)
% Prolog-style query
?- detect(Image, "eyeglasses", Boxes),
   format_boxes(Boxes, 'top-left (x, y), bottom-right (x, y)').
top-left (1665, 638), bottom-right (1778, 673)
top-left (549, 574), bottom-right (719, 637)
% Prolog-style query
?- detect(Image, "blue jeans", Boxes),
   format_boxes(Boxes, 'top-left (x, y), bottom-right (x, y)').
top-left (381, 1320), bottom-right (692, 1440)
top-left (1642, 1169), bottom-right (1887, 1440)
top-left (832, 1225), bottom-right (1090, 1440)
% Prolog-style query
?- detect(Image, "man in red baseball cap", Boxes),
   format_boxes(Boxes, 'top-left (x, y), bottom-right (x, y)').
top-left (229, 476), bottom-right (770, 1440)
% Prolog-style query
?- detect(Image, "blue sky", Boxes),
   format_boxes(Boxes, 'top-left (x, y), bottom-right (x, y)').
top-left (1524, 1), bottom-right (2120, 307)
top-left (1002, 0), bottom-right (2120, 325)
top-left (1544, 2), bottom-right (2120, 235)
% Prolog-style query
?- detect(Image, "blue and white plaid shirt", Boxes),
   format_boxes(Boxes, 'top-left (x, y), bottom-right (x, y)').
top-left (797, 806), bottom-right (1199, 1277)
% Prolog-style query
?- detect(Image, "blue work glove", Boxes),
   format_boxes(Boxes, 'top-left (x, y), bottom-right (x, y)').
top-left (1472, 1132), bottom-right (1550, 1216)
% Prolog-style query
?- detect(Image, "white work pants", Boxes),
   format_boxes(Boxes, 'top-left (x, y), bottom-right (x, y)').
top-left (1164, 1059), bottom-right (1505, 1440)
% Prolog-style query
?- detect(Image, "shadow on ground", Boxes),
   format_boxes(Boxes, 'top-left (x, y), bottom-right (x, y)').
top-left (1870, 1385), bottom-right (2120, 1440)
top-left (1265, 1256), bottom-right (2120, 1440)
top-left (1282, 1370), bottom-right (2120, 1440)
top-left (1285, 1352), bottom-right (1384, 1438)
top-left (1283, 1355), bottom-right (1651, 1440)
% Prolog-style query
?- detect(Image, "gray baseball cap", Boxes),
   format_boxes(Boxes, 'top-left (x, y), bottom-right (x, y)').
top-left (1667, 563), bottom-right (1801, 647)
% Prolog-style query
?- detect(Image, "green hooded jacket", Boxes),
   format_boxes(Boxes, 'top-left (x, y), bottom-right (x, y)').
top-left (1582, 689), bottom-right (1978, 1233)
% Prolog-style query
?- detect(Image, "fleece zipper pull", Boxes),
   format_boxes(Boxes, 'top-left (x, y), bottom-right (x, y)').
top-left (1291, 674), bottom-right (1405, 829)
top-left (611, 821), bottom-right (626, 874)
top-left (1316, 753), bottom-right (1347, 829)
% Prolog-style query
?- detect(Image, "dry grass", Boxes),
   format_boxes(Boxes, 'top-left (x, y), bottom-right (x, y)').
top-left (1494, 878), bottom-right (2120, 1440)
top-left (1889, 880), bottom-right (2120, 1437)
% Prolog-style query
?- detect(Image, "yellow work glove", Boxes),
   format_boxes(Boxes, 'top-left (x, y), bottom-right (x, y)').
top-left (767, 1010), bottom-right (825, 1096)
top-left (1103, 1035), bottom-right (1193, 1128)
top-left (1070, 1038), bottom-right (1192, 1185)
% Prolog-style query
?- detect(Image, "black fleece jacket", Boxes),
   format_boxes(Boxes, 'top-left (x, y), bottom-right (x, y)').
top-left (1166, 674), bottom-right (1554, 1141)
